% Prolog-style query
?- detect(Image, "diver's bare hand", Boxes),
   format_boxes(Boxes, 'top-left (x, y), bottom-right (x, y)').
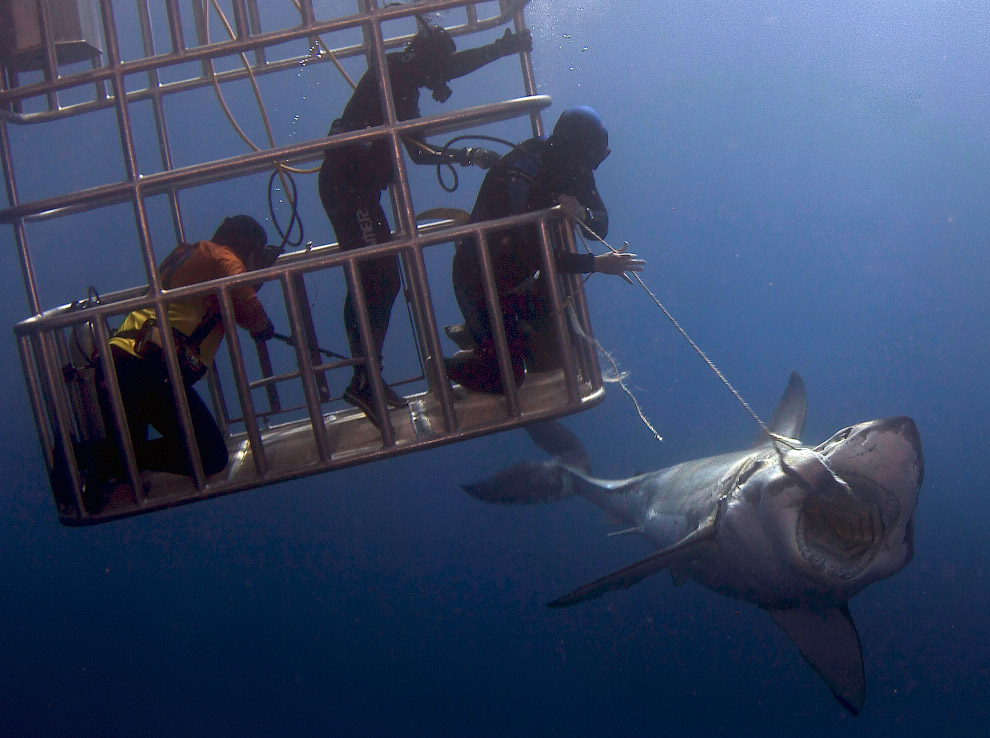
top-left (594, 251), bottom-right (646, 284)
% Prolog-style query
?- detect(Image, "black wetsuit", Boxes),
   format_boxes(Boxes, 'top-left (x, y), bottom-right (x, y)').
top-left (450, 137), bottom-right (608, 389)
top-left (318, 53), bottom-right (421, 365)
top-left (318, 41), bottom-right (511, 373)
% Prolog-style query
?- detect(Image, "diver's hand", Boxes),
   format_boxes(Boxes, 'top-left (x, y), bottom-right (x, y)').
top-left (467, 147), bottom-right (500, 169)
top-left (494, 28), bottom-right (533, 57)
top-left (555, 194), bottom-right (586, 222)
top-left (594, 251), bottom-right (646, 285)
top-left (454, 147), bottom-right (500, 169)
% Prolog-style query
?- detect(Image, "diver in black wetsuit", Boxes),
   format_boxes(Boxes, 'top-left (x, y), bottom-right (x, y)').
top-left (447, 106), bottom-right (645, 394)
top-left (319, 17), bottom-right (532, 426)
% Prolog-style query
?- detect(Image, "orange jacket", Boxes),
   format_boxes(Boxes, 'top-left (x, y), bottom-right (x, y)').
top-left (110, 240), bottom-right (271, 366)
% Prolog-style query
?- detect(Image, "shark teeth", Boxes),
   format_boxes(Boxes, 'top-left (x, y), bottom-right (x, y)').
top-left (796, 491), bottom-right (881, 580)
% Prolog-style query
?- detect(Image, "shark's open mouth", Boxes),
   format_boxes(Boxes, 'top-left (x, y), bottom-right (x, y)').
top-left (781, 448), bottom-right (884, 581)
top-left (796, 485), bottom-right (882, 580)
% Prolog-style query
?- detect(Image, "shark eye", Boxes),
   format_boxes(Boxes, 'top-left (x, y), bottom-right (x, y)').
top-left (822, 427), bottom-right (852, 450)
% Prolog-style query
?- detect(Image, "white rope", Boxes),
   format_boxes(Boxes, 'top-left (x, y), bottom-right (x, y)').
top-left (574, 220), bottom-right (788, 460)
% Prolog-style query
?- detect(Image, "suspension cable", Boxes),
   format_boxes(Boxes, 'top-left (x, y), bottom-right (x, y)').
top-left (202, 0), bottom-right (316, 249)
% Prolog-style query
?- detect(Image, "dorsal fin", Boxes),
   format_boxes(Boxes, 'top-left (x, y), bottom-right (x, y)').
top-left (754, 371), bottom-right (807, 447)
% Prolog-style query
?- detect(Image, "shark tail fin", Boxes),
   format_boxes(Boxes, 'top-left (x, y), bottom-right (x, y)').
top-left (461, 421), bottom-right (589, 505)
top-left (462, 459), bottom-right (575, 505)
top-left (767, 603), bottom-right (865, 716)
top-left (524, 420), bottom-right (591, 472)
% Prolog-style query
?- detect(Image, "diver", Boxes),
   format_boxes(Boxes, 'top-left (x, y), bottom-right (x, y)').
top-left (65, 216), bottom-right (279, 513)
top-left (447, 106), bottom-right (645, 393)
top-left (318, 16), bottom-right (532, 426)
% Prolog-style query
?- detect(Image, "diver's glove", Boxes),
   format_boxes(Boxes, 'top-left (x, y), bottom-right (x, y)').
top-left (453, 147), bottom-right (501, 169)
top-left (493, 28), bottom-right (532, 57)
top-left (251, 320), bottom-right (276, 342)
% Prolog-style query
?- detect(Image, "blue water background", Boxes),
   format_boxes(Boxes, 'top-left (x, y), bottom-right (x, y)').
top-left (1, 1), bottom-right (988, 735)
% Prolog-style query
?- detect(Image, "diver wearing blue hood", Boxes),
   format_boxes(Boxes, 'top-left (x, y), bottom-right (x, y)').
top-left (447, 106), bottom-right (645, 394)
top-left (319, 16), bottom-right (532, 426)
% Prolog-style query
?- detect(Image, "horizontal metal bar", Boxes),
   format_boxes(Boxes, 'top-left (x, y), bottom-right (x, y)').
top-left (0, 0), bottom-right (528, 111)
top-left (1, 95), bottom-right (550, 225)
top-left (15, 203), bottom-right (567, 335)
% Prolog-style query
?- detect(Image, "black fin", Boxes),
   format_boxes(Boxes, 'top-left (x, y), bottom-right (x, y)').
top-left (767, 603), bottom-right (865, 716)
top-left (754, 371), bottom-right (807, 447)
top-left (525, 420), bottom-right (591, 472)
top-left (462, 460), bottom-right (573, 505)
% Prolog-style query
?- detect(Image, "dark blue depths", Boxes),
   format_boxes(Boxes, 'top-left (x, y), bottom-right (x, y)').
top-left (2, 1), bottom-right (988, 736)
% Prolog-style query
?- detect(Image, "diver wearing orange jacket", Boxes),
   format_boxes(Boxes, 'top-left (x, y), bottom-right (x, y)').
top-left (77, 216), bottom-right (278, 512)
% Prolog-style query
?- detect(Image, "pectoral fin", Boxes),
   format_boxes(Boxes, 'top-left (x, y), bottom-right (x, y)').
top-left (767, 603), bottom-right (865, 716)
top-left (547, 517), bottom-right (718, 608)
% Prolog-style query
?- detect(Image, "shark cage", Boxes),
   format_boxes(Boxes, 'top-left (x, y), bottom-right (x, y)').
top-left (0, 0), bottom-right (605, 526)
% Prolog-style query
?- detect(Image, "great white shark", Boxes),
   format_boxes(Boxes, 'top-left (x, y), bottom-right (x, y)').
top-left (463, 373), bottom-right (923, 714)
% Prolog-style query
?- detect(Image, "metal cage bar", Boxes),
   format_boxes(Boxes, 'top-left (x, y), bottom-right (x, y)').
top-left (4, 0), bottom-right (608, 526)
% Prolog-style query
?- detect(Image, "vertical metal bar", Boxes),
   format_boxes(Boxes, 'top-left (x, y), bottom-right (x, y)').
top-left (231, 0), bottom-right (252, 41)
top-left (362, 0), bottom-right (396, 127)
top-left (400, 244), bottom-right (457, 431)
top-left (36, 0), bottom-right (61, 113)
top-left (165, 0), bottom-right (186, 54)
top-left (281, 273), bottom-right (331, 463)
top-left (100, 0), bottom-right (164, 296)
top-left (164, 313), bottom-right (211, 491)
top-left (296, 0), bottom-right (316, 25)
top-left (473, 231), bottom-right (521, 416)
top-left (535, 218), bottom-right (580, 404)
top-left (289, 274), bottom-right (330, 401)
top-left (35, 332), bottom-right (87, 516)
top-left (18, 334), bottom-right (54, 473)
top-left (191, 0), bottom-right (213, 79)
top-left (294, 0), bottom-right (317, 53)
top-left (91, 319), bottom-right (145, 505)
top-left (90, 44), bottom-right (109, 103)
top-left (246, 0), bottom-right (267, 66)
top-left (51, 327), bottom-right (79, 436)
top-left (557, 222), bottom-right (602, 391)
top-left (205, 366), bottom-right (230, 436)
top-left (1, 120), bottom-right (42, 315)
top-left (254, 339), bottom-right (281, 413)
top-left (511, 4), bottom-right (542, 137)
top-left (140, 0), bottom-right (185, 246)
top-left (342, 258), bottom-right (395, 445)
top-left (218, 287), bottom-right (268, 477)
top-left (137, 1), bottom-right (156, 58)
